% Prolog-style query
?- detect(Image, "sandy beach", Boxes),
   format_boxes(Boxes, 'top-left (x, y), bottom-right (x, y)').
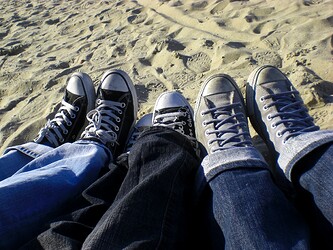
top-left (0, 0), bottom-right (332, 155)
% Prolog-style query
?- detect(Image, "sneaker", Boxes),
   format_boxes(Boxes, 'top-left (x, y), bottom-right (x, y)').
top-left (246, 65), bottom-right (319, 158)
top-left (34, 72), bottom-right (96, 147)
top-left (125, 113), bottom-right (153, 153)
top-left (152, 91), bottom-right (196, 141)
top-left (194, 74), bottom-right (252, 154)
top-left (80, 69), bottom-right (138, 157)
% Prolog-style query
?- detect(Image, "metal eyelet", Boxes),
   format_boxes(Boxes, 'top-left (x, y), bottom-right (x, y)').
top-left (74, 106), bottom-right (79, 111)
top-left (118, 110), bottom-right (122, 114)
top-left (121, 103), bottom-right (126, 108)
top-left (116, 117), bottom-right (121, 122)
top-left (276, 131), bottom-right (282, 137)
top-left (63, 129), bottom-right (68, 135)
top-left (115, 126), bottom-right (119, 131)
top-left (67, 121), bottom-right (72, 126)
top-left (271, 123), bottom-right (276, 129)
top-left (202, 121), bottom-right (207, 126)
top-left (205, 130), bottom-right (210, 136)
top-left (260, 97), bottom-right (265, 102)
top-left (71, 114), bottom-right (76, 119)
top-left (263, 105), bottom-right (268, 111)
top-left (60, 138), bottom-right (64, 142)
top-left (267, 115), bottom-right (272, 121)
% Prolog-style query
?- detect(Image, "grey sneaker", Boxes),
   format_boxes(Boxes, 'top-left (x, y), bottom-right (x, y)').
top-left (34, 72), bottom-right (95, 147)
top-left (125, 113), bottom-right (153, 153)
top-left (194, 74), bottom-right (252, 154)
top-left (152, 91), bottom-right (196, 141)
top-left (80, 69), bottom-right (138, 157)
top-left (246, 65), bottom-right (319, 158)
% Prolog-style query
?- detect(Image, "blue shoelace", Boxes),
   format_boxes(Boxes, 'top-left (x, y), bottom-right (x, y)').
top-left (262, 90), bottom-right (319, 142)
top-left (202, 103), bottom-right (252, 152)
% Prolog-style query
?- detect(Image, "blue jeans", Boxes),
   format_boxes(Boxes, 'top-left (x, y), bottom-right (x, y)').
top-left (23, 128), bottom-right (333, 249)
top-left (0, 140), bottom-right (111, 249)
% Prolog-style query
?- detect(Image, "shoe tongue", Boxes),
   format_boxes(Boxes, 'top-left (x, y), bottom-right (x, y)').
top-left (262, 80), bottom-right (292, 94)
top-left (64, 90), bottom-right (82, 104)
top-left (99, 89), bottom-right (127, 101)
top-left (205, 92), bottom-right (234, 109)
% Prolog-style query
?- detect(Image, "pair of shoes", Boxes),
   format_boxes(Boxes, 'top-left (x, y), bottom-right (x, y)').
top-left (35, 70), bottom-right (138, 157)
top-left (194, 65), bottom-right (319, 161)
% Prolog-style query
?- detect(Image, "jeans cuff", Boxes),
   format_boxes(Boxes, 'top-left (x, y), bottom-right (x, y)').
top-left (201, 146), bottom-right (268, 182)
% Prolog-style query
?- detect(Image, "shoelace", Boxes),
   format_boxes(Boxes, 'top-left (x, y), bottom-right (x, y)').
top-left (154, 108), bottom-right (195, 138)
top-left (81, 99), bottom-right (124, 145)
top-left (34, 99), bottom-right (79, 147)
top-left (262, 90), bottom-right (319, 142)
top-left (202, 103), bottom-right (252, 152)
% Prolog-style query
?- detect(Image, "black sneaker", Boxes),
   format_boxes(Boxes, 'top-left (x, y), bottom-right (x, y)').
top-left (246, 65), bottom-right (319, 159)
top-left (152, 91), bottom-right (195, 141)
top-left (125, 113), bottom-right (153, 153)
top-left (34, 72), bottom-right (96, 147)
top-left (80, 69), bottom-right (138, 158)
top-left (194, 74), bottom-right (253, 154)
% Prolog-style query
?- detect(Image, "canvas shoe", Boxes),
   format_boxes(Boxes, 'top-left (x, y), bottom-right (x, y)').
top-left (34, 72), bottom-right (95, 147)
top-left (152, 91), bottom-right (196, 143)
top-left (125, 113), bottom-right (153, 153)
top-left (80, 69), bottom-right (138, 157)
top-left (246, 65), bottom-right (319, 158)
top-left (194, 74), bottom-right (252, 154)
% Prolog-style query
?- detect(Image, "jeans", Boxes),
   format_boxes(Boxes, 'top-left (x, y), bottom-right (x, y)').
top-left (23, 127), bottom-right (201, 249)
top-left (24, 127), bottom-right (333, 249)
top-left (0, 140), bottom-right (111, 249)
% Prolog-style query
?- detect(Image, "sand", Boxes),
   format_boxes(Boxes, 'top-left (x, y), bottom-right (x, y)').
top-left (0, 0), bottom-right (332, 155)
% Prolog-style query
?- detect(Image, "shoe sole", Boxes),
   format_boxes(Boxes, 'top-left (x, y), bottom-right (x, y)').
top-left (194, 73), bottom-right (246, 121)
top-left (100, 69), bottom-right (139, 143)
top-left (152, 91), bottom-right (194, 122)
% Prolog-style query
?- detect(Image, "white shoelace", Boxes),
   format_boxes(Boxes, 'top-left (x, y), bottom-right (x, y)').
top-left (81, 99), bottom-right (124, 145)
top-left (34, 99), bottom-right (78, 147)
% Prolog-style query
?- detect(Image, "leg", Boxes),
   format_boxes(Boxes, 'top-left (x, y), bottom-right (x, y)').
top-left (82, 126), bottom-right (201, 249)
top-left (293, 143), bottom-right (333, 247)
top-left (0, 141), bottom-right (110, 249)
top-left (195, 74), bottom-right (311, 249)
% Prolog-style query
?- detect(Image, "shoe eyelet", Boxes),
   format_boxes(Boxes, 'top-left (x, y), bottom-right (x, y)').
top-left (64, 129), bottom-right (68, 135)
top-left (271, 123), bottom-right (276, 129)
top-left (202, 121), bottom-right (207, 126)
top-left (205, 130), bottom-right (210, 136)
top-left (74, 106), bottom-right (79, 112)
top-left (116, 117), bottom-right (121, 122)
top-left (115, 126), bottom-right (119, 131)
top-left (260, 97), bottom-right (265, 102)
top-left (97, 99), bottom-right (102, 105)
top-left (182, 121), bottom-right (186, 125)
top-left (121, 103), bottom-right (126, 108)
top-left (118, 110), bottom-right (122, 114)
top-left (267, 115), bottom-right (272, 121)
top-left (67, 121), bottom-right (72, 126)
top-left (60, 138), bottom-right (65, 143)
top-left (276, 131), bottom-right (282, 137)
top-left (263, 105), bottom-right (268, 111)
top-left (71, 114), bottom-right (76, 119)
top-left (282, 139), bottom-right (287, 144)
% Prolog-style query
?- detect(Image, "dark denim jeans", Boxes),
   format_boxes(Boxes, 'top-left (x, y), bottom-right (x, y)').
top-left (22, 127), bottom-right (333, 249)
top-left (23, 127), bottom-right (201, 249)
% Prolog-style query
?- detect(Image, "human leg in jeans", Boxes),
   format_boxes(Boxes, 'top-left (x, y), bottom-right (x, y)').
top-left (195, 74), bottom-right (311, 249)
top-left (24, 91), bottom-right (201, 249)
top-left (246, 65), bottom-right (333, 247)
top-left (82, 91), bottom-right (200, 249)
top-left (0, 70), bottom-right (138, 249)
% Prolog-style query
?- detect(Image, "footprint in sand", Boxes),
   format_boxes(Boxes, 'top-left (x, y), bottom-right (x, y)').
top-left (186, 52), bottom-right (211, 73)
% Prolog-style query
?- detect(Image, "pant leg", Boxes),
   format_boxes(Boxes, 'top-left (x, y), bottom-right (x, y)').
top-left (202, 147), bottom-right (311, 249)
top-left (0, 142), bottom-right (53, 181)
top-left (22, 161), bottom-right (127, 250)
top-left (0, 140), bottom-right (110, 249)
top-left (82, 126), bottom-right (201, 250)
top-left (293, 142), bottom-right (333, 248)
